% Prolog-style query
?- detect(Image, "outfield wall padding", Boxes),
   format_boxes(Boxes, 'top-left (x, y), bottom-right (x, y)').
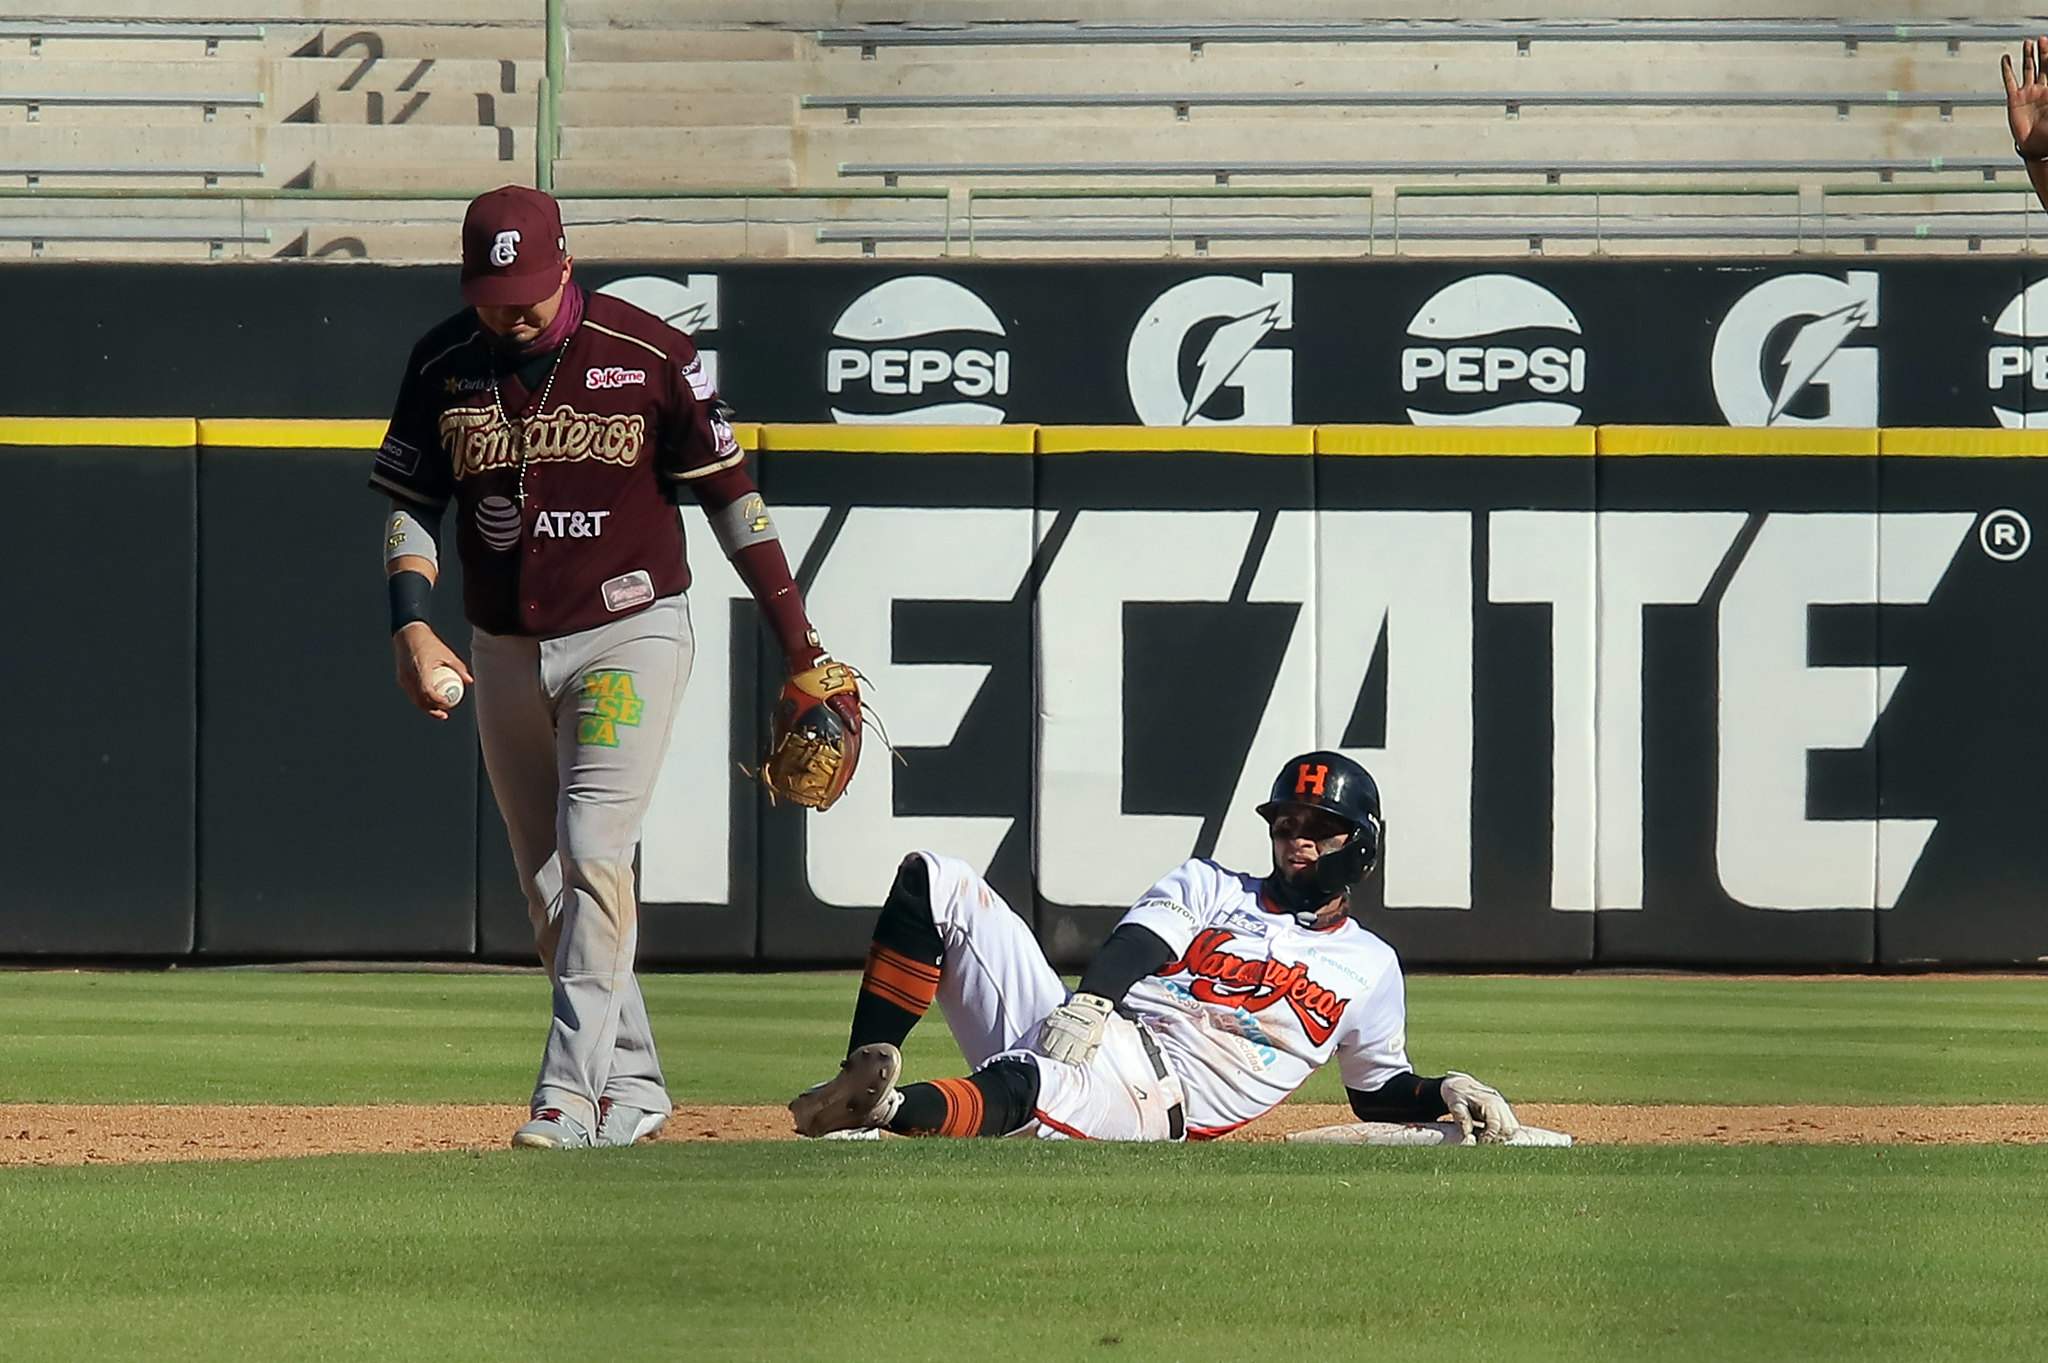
top-left (13, 259), bottom-right (2048, 432)
top-left (0, 420), bottom-right (198, 955)
top-left (1, 420), bottom-right (2045, 968)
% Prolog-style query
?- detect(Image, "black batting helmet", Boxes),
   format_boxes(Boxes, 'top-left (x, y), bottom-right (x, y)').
top-left (1256, 751), bottom-right (1384, 901)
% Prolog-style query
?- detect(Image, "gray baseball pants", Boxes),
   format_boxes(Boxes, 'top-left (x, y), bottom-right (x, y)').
top-left (471, 594), bottom-right (693, 1134)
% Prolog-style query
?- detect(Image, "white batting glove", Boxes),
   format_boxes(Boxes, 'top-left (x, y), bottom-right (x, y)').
top-left (1441, 1072), bottom-right (1521, 1144)
top-left (1037, 992), bottom-right (1115, 1066)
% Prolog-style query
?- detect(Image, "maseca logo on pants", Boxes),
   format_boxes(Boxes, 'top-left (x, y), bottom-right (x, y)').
top-left (1711, 271), bottom-right (1880, 426)
top-left (1126, 273), bottom-right (1293, 426)
top-left (825, 276), bottom-right (1011, 424)
top-left (1400, 274), bottom-right (1588, 426)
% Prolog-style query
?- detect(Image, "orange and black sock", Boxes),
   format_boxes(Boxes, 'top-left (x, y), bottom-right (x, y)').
top-left (889, 1059), bottom-right (1038, 1138)
top-left (847, 855), bottom-right (945, 1054)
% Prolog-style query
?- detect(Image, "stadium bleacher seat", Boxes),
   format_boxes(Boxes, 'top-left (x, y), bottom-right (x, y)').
top-left (3, 6), bottom-right (2043, 258)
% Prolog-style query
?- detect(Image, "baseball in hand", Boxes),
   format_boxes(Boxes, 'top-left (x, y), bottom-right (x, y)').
top-left (426, 665), bottom-right (465, 708)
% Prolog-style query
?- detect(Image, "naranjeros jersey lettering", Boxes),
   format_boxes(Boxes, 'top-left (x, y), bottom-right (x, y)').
top-left (370, 291), bottom-right (741, 636)
top-left (1119, 858), bottom-right (1412, 1140)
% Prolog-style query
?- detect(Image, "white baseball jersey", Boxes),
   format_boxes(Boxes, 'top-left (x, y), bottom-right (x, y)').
top-left (1119, 858), bottom-right (1412, 1139)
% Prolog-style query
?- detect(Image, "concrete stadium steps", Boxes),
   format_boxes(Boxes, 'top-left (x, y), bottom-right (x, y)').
top-left (565, 52), bottom-right (2002, 102)
top-left (0, 103), bottom-right (266, 129)
top-left (0, 124), bottom-right (522, 188)
top-left (791, 55), bottom-right (1999, 100)
top-left (274, 25), bottom-right (545, 62)
top-left (298, 154), bottom-right (534, 192)
top-left (664, 0), bottom-right (2026, 21)
top-left (557, 124), bottom-right (794, 166)
top-left (559, 92), bottom-right (797, 129)
top-left (804, 103), bottom-right (1980, 130)
top-left (801, 119), bottom-right (2006, 182)
top-left (549, 157), bottom-right (798, 191)
top-left (563, 25), bottom-right (801, 65)
top-left (0, 57), bottom-right (524, 105)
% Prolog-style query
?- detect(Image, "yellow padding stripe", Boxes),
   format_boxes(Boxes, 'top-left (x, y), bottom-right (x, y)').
top-left (0, 417), bottom-right (195, 447)
top-left (1600, 425), bottom-right (1879, 457)
top-left (759, 424), bottom-right (1034, 453)
top-left (194, 420), bottom-right (763, 451)
top-left (1037, 426), bottom-right (1312, 455)
top-left (1317, 426), bottom-right (1593, 456)
top-left (199, 419), bottom-right (389, 449)
top-left (1880, 427), bottom-right (2048, 457)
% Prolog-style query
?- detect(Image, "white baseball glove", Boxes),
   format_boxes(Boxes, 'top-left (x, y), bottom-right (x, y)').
top-left (1037, 992), bottom-right (1115, 1066)
top-left (1441, 1072), bottom-right (1521, 1144)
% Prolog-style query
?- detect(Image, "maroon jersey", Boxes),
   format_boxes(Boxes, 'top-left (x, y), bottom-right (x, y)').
top-left (370, 289), bottom-right (740, 637)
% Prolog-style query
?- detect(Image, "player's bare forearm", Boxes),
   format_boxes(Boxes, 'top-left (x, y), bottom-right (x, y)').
top-left (389, 553), bottom-right (438, 586)
top-left (2027, 158), bottom-right (2048, 216)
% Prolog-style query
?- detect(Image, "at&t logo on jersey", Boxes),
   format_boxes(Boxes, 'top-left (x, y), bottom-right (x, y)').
top-left (586, 366), bottom-right (646, 390)
top-left (1400, 274), bottom-right (1588, 426)
top-left (1986, 278), bottom-right (2048, 428)
top-left (1163, 928), bottom-right (1348, 1045)
top-left (1126, 272), bottom-right (1293, 426)
top-left (1711, 271), bottom-right (1880, 426)
top-left (534, 510), bottom-right (609, 538)
top-left (475, 495), bottom-right (521, 551)
top-left (825, 276), bottom-right (1012, 424)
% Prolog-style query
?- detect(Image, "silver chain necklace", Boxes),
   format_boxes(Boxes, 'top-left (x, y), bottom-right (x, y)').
top-left (490, 335), bottom-right (573, 508)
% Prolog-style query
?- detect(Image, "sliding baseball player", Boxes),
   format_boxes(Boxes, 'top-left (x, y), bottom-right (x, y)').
top-left (791, 751), bottom-right (1520, 1143)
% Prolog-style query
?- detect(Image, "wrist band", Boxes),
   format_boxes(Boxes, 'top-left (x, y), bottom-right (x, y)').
top-left (388, 569), bottom-right (433, 635)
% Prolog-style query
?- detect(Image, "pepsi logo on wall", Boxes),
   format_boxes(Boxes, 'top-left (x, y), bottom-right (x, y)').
top-left (6, 258), bottom-right (2044, 429)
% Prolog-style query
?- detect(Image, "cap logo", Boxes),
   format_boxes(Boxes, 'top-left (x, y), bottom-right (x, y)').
top-left (490, 230), bottom-right (521, 267)
top-left (1295, 763), bottom-right (1328, 797)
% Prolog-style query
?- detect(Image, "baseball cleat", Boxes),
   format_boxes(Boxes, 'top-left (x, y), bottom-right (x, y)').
top-left (790, 1042), bottom-right (904, 1138)
top-left (511, 1107), bottom-right (593, 1150)
top-left (595, 1098), bottom-right (669, 1148)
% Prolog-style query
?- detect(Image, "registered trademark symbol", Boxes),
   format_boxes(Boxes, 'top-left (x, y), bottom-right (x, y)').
top-left (1980, 508), bottom-right (2032, 562)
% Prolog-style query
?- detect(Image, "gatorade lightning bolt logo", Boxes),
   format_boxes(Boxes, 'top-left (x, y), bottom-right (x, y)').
top-left (1162, 929), bottom-right (1349, 1046)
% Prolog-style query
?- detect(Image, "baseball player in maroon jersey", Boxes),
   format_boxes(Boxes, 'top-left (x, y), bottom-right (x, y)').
top-left (373, 185), bottom-right (829, 1149)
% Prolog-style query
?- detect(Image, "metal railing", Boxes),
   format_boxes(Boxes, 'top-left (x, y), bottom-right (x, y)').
top-left (0, 185), bottom-right (953, 259)
top-left (8, 182), bottom-right (2048, 258)
top-left (807, 90), bottom-right (2003, 123)
top-left (964, 186), bottom-right (1374, 255)
top-left (815, 19), bottom-right (2048, 56)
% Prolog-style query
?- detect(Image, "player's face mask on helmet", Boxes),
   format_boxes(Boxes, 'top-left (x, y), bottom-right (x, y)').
top-left (1265, 806), bottom-right (1384, 928)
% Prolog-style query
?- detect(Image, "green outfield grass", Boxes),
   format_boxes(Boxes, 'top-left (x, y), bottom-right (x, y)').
top-left (1, 969), bottom-right (2045, 1105)
top-left (5, 1142), bottom-right (2044, 1363)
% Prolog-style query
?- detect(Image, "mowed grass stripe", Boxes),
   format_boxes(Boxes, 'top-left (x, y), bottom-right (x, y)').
top-left (2, 1143), bottom-right (2044, 1363)
top-left (1, 972), bottom-right (2044, 1105)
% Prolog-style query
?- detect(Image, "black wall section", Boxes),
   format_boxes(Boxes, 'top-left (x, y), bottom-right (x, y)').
top-left (7, 264), bottom-right (454, 419)
top-left (1593, 450), bottom-right (1880, 966)
top-left (754, 438), bottom-right (1036, 963)
top-left (0, 440), bottom-right (196, 954)
top-left (196, 444), bottom-right (477, 956)
top-left (20, 259), bottom-right (2048, 429)
top-left (1876, 445), bottom-right (2048, 965)
top-left (1317, 444), bottom-right (1599, 966)
top-left (1031, 439), bottom-right (1316, 965)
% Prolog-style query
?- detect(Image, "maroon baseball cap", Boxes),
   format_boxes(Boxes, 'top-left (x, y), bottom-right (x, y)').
top-left (460, 185), bottom-right (566, 307)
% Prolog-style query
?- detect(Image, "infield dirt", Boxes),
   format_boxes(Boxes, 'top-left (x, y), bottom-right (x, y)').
top-left (4, 1102), bottom-right (2044, 1166)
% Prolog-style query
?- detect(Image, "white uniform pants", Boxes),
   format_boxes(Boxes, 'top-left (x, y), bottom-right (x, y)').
top-left (913, 851), bottom-right (1184, 1142)
top-left (472, 595), bottom-right (692, 1132)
